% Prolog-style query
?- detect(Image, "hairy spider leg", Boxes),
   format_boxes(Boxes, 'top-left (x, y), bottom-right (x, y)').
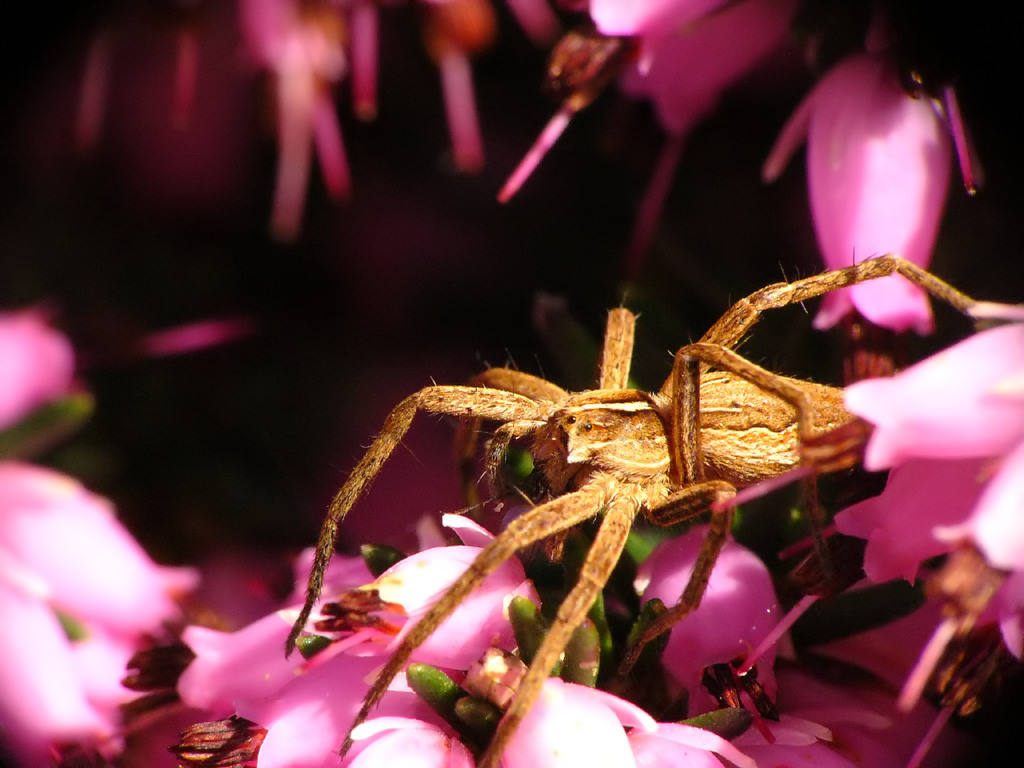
top-left (285, 385), bottom-right (547, 656)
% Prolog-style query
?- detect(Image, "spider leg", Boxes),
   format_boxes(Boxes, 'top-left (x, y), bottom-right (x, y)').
top-left (481, 419), bottom-right (547, 497)
top-left (696, 254), bottom-right (976, 353)
top-left (478, 485), bottom-right (640, 768)
top-left (285, 385), bottom-right (546, 656)
top-left (597, 308), bottom-right (636, 389)
top-left (341, 478), bottom-right (614, 756)
top-left (454, 369), bottom-right (568, 504)
top-left (620, 479), bottom-right (736, 674)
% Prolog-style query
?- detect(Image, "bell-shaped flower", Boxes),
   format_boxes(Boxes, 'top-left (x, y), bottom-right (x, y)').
top-left (637, 525), bottom-right (781, 703)
top-left (345, 716), bottom-right (474, 768)
top-left (502, 677), bottom-right (656, 768)
top-left (834, 457), bottom-right (990, 583)
top-left (0, 309), bottom-right (75, 431)
top-left (843, 323), bottom-right (1024, 572)
top-left (615, 0), bottom-right (797, 267)
top-left (371, 514), bottom-right (539, 669)
top-left (764, 52), bottom-right (952, 332)
top-left (240, 0), bottom-right (351, 241)
top-left (591, 0), bottom-right (732, 64)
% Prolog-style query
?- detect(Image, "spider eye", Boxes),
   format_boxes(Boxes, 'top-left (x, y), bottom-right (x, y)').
top-left (566, 415), bottom-right (577, 425)
top-left (583, 422), bottom-right (593, 431)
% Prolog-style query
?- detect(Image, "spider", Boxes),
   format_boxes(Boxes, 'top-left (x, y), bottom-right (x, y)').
top-left (285, 254), bottom-right (976, 768)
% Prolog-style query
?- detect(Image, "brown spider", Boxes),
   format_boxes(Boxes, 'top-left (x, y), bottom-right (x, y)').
top-left (285, 254), bottom-right (976, 768)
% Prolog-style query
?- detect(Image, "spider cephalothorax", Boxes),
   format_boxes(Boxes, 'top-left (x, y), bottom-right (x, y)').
top-left (285, 255), bottom-right (976, 768)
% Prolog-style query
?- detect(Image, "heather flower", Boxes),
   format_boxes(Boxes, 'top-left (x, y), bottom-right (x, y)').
top-left (590, 0), bottom-right (732, 64)
top-left (351, 514), bottom-right (540, 668)
top-left (346, 716), bottom-right (475, 768)
top-left (240, 0), bottom-right (351, 242)
top-left (842, 322), bottom-right (1024, 572)
top-left (615, 0), bottom-right (797, 267)
top-left (629, 720), bottom-right (756, 768)
top-left (764, 52), bottom-right (952, 333)
top-left (0, 461), bottom-right (197, 765)
top-left (636, 525), bottom-right (781, 704)
top-left (0, 308), bottom-right (75, 431)
top-left (503, 677), bottom-right (657, 768)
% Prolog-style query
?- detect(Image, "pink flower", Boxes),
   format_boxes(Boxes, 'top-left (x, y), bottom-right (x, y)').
top-left (0, 309), bottom-right (75, 431)
top-left (0, 461), bottom-right (196, 764)
top-left (764, 52), bottom-right (952, 332)
top-left (180, 551), bottom-right (373, 713)
top-left (502, 677), bottom-right (656, 768)
top-left (346, 717), bottom-right (474, 768)
top-left (630, 721), bottom-right (756, 768)
top-left (359, 515), bottom-right (540, 669)
top-left (834, 458), bottom-right (990, 583)
top-left (843, 323), bottom-right (1024, 571)
top-left (637, 525), bottom-right (781, 704)
top-left (590, 0), bottom-right (731, 63)
top-left (615, 0), bottom-right (797, 268)
top-left (240, 0), bottom-right (351, 241)
top-left (237, 651), bottom-right (429, 768)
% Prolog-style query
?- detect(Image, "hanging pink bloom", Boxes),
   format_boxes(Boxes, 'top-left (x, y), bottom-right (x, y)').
top-left (764, 52), bottom-right (952, 332)
top-left (834, 458), bottom-right (990, 583)
top-left (616, 0), bottom-right (797, 269)
top-left (0, 461), bottom-right (196, 765)
top-left (590, 0), bottom-right (731, 63)
top-left (0, 309), bottom-right (75, 431)
top-left (637, 525), bottom-right (781, 704)
top-left (618, 0), bottom-right (795, 133)
top-left (236, 651), bottom-right (429, 768)
top-left (240, 0), bottom-right (351, 241)
top-left (843, 323), bottom-right (1024, 572)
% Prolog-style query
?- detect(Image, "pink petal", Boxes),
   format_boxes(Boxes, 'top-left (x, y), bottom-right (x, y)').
top-left (845, 323), bottom-right (1024, 468)
top-left (638, 526), bottom-right (780, 696)
top-left (0, 462), bottom-right (197, 636)
top-left (375, 545), bottom-right (538, 669)
top-left (347, 718), bottom-right (474, 768)
top-left (503, 678), bottom-right (640, 768)
top-left (804, 54), bottom-right (951, 332)
top-left (590, 0), bottom-right (729, 39)
top-left (178, 612), bottom-right (306, 713)
top-left (0, 309), bottom-right (75, 430)
top-left (633, 0), bottom-right (796, 135)
top-left (631, 722), bottom-right (756, 768)
top-left (236, 651), bottom-right (385, 768)
top-left (934, 440), bottom-right (1024, 571)
top-left (834, 458), bottom-right (988, 582)
top-left (0, 582), bottom-right (111, 763)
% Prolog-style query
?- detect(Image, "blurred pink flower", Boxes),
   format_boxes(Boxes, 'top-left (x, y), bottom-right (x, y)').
top-left (617, 0), bottom-right (797, 268)
top-left (240, 0), bottom-right (351, 241)
top-left (843, 323), bottom-right (1024, 571)
top-left (764, 52), bottom-right (952, 332)
top-left (637, 525), bottom-right (781, 705)
top-left (0, 309), bottom-right (75, 431)
top-left (0, 461), bottom-right (196, 765)
top-left (590, 0), bottom-right (731, 63)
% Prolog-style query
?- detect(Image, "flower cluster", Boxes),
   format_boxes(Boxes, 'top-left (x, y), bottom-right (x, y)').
top-left (0, 311), bottom-right (197, 766)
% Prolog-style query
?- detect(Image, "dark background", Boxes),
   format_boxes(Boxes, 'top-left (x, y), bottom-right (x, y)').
top-left (1, 0), bottom-right (1020, 573)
